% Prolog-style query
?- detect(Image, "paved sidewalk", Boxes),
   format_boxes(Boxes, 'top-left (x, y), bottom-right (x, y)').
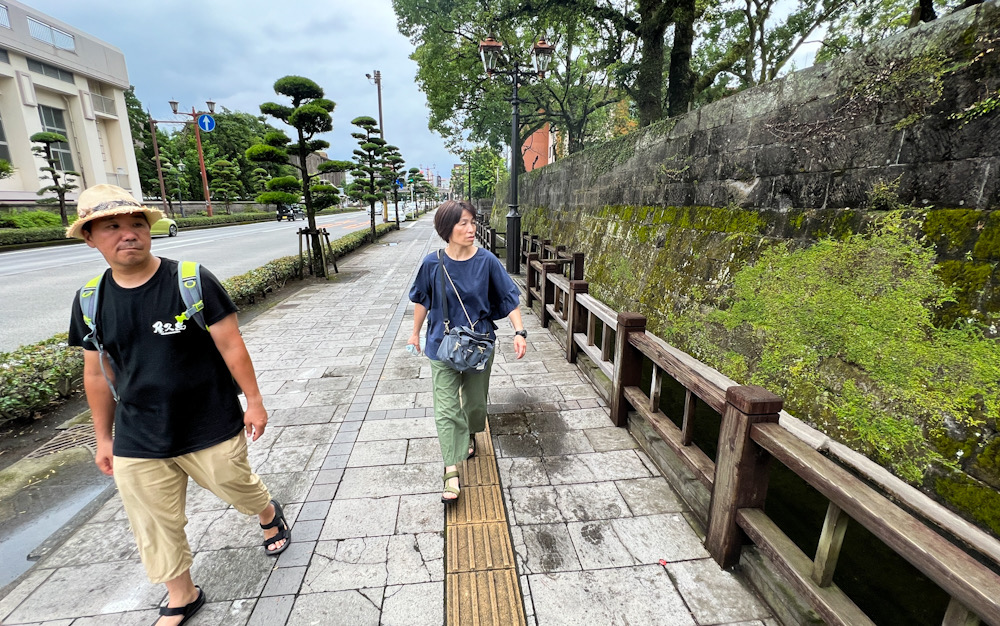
top-left (0, 216), bottom-right (777, 625)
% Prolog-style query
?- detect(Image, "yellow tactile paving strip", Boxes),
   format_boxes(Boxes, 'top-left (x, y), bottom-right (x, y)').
top-left (445, 427), bottom-right (527, 626)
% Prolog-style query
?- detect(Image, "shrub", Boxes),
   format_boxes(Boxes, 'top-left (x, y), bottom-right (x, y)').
top-left (0, 210), bottom-right (63, 229)
top-left (0, 334), bottom-right (83, 423)
top-left (0, 227), bottom-right (71, 246)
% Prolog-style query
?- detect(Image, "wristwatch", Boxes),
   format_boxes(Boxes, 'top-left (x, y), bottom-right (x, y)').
top-left (514, 329), bottom-right (528, 339)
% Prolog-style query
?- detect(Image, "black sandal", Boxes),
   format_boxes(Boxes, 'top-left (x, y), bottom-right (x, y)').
top-left (467, 436), bottom-right (477, 460)
top-left (260, 499), bottom-right (292, 557)
top-left (153, 586), bottom-right (205, 625)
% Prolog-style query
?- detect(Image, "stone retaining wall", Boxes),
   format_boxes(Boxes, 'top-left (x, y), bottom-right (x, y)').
top-left (494, 2), bottom-right (1000, 536)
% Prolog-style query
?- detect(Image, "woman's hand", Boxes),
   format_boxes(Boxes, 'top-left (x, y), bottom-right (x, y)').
top-left (408, 333), bottom-right (422, 354)
top-left (513, 335), bottom-right (527, 359)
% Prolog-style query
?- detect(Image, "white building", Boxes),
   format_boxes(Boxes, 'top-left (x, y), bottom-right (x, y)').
top-left (0, 0), bottom-right (139, 203)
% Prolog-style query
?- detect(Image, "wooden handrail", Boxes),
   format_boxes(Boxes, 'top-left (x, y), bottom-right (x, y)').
top-left (629, 332), bottom-right (734, 415)
top-left (752, 422), bottom-right (1000, 622)
top-left (576, 293), bottom-right (618, 330)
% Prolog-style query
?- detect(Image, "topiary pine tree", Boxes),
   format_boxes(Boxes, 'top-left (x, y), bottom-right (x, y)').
top-left (247, 76), bottom-right (344, 275)
top-left (30, 132), bottom-right (79, 227)
top-left (209, 159), bottom-right (242, 214)
top-left (346, 116), bottom-right (393, 242)
top-left (382, 145), bottom-right (406, 227)
top-left (251, 167), bottom-right (271, 195)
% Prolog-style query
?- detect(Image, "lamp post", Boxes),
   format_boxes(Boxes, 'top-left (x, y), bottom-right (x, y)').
top-left (366, 71), bottom-right (389, 222)
top-left (147, 112), bottom-right (169, 214)
top-left (479, 37), bottom-right (554, 273)
top-left (465, 149), bottom-right (472, 203)
top-left (176, 162), bottom-right (185, 217)
top-left (154, 98), bottom-right (215, 216)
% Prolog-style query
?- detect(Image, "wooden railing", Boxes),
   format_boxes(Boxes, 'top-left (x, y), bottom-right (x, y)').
top-left (476, 224), bottom-right (1000, 626)
top-left (474, 213), bottom-right (505, 258)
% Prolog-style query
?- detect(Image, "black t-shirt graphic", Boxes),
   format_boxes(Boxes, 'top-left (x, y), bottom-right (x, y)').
top-left (68, 258), bottom-right (243, 459)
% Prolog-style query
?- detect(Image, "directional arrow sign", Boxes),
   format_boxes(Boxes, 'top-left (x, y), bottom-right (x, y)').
top-left (197, 114), bottom-right (216, 132)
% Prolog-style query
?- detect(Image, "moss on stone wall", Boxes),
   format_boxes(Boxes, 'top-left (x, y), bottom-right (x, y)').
top-left (934, 472), bottom-right (1000, 535)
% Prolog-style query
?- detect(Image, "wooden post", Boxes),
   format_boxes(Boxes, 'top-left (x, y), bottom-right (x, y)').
top-left (812, 501), bottom-right (850, 587)
top-left (571, 252), bottom-right (585, 281)
top-left (540, 261), bottom-right (559, 329)
top-left (541, 239), bottom-right (551, 260)
top-left (942, 598), bottom-right (982, 626)
top-left (610, 312), bottom-right (647, 427)
top-left (525, 234), bottom-right (537, 266)
top-left (526, 252), bottom-right (539, 307)
top-left (705, 385), bottom-right (783, 568)
top-left (490, 228), bottom-right (498, 256)
top-left (566, 280), bottom-right (588, 363)
top-left (682, 390), bottom-right (696, 446)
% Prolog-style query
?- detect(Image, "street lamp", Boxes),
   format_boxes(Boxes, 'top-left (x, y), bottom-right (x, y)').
top-left (479, 36), bottom-right (554, 273)
top-left (148, 99), bottom-right (216, 216)
top-left (366, 71), bottom-right (388, 222)
top-left (176, 162), bottom-right (185, 217)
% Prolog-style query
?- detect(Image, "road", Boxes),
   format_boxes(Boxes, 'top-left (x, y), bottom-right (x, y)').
top-left (0, 211), bottom-right (377, 352)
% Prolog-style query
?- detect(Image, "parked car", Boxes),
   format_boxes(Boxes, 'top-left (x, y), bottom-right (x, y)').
top-left (276, 204), bottom-right (305, 221)
top-left (151, 216), bottom-right (178, 237)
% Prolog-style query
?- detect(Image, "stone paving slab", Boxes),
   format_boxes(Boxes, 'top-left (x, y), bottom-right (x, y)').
top-left (0, 215), bottom-right (777, 626)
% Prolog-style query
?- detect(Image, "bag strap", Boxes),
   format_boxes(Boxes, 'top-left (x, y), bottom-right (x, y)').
top-left (438, 250), bottom-right (475, 330)
top-left (78, 272), bottom-right (119, 402)
top-left (175, 261), bottom-right (207, 330)
top-left (437, 250), bottom-right (451, 331)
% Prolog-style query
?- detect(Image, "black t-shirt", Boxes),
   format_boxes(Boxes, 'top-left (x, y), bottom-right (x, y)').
top-left (68, 258), bottom-right (243, 459)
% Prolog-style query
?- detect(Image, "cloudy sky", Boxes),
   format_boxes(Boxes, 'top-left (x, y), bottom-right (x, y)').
top-left (27, 0), bottom-right (459, 183)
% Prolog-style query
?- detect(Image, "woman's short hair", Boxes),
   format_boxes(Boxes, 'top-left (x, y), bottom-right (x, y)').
top-left (434, 200), bottom-right (476, 242)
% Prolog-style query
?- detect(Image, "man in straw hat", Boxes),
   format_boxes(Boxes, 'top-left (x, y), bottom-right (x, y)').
top-left (66, 184), bottom-right (290, 625)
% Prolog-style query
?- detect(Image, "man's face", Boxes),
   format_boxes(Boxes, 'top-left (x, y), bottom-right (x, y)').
top-left (82, 213), bottom-right (153, 268)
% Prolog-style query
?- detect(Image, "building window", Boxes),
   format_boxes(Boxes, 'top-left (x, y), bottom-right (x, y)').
top-left (0, 113), bottom-right (11, 163)
top-left (26, 57), bottom-right (74, 83)
top-left (27, 17), bottom-right (75, 51)
top-left (0, 5), bottom-right (10, 29)
top-left (0, 48), bottom-right (9, 64)
top-left (38, 105), bottom-right (73, 171)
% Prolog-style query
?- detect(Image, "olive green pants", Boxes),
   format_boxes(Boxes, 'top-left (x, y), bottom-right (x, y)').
top-left (430, 354), bottom-right (494, 467)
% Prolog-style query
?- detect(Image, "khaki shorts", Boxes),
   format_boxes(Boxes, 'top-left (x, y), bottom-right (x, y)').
top-left (113, 433), bottom-right (271, 583)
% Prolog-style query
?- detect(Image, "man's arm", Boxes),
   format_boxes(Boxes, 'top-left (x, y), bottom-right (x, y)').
top-left (409, 303), bottom-right (428, 352)
top-left (83, 350), bottom-right (116, 475)
top-left (209, 312), bottom-right (267, 441)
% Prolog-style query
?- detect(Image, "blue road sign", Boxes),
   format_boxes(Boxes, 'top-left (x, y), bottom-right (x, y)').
top-left (396, 178), bottom-right (405, 189)
top-left (197, 114), bottom-right (216, 132)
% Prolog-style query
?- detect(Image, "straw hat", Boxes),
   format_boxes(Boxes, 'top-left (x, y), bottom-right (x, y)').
top-left (66, 184), bottom-right (163, 239)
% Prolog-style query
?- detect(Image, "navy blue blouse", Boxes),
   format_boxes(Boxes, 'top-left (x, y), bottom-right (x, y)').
top-left (409, 247), bottom-right (521, 361)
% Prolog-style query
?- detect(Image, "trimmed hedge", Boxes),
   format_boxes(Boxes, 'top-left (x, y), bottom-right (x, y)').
top-left (0, 227), bottom-right (69, 246)
top-left (0, 221), bottom-right (401, 423)
top-left (0, 334), bottom-right (82, 422)
top-left (0, 210), bottom-right (63, 229)
top-left (0, 208), bottom-right (371, 247)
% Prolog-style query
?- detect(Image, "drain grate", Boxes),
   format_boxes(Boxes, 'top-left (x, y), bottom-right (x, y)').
top-left (25, 424), bottom-right (97, 458)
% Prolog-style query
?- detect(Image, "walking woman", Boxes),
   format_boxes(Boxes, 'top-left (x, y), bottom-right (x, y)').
top-left (408, 200), bottom-right (527, 503)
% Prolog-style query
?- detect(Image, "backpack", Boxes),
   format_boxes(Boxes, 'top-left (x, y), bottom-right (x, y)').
top-left (79, 260), bottom-right (206, 401)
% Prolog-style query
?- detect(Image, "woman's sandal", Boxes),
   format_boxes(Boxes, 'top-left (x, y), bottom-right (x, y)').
top-left (260, 499), bottom-right (292, 557)
top-left (467, 436), bottom-right (477, 460)
top-left (442, 470), bottom-right (460, 504)
top-left (153, 586), bottom-right (205, 625)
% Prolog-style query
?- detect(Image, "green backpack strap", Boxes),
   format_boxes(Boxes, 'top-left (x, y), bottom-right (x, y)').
top-left (78, 273), bottom-right (119, 402)
top-left (175, 261), bottom-right (207, 330)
